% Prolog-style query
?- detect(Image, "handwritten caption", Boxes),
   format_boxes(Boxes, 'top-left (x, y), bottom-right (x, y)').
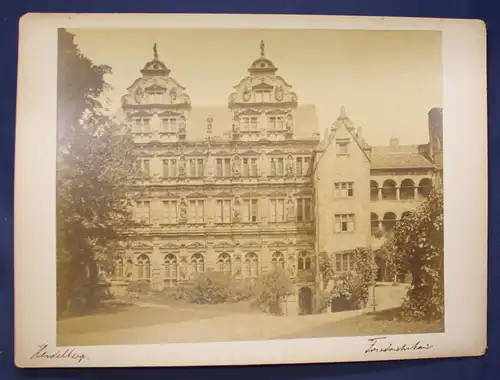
top-left (30, 344), bottom-right (88, 363)
top-left (365, 337), bottom-right (434, 354)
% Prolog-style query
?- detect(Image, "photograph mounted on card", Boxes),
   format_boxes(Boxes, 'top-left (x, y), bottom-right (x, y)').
top-left (14, 13), bottom-right (488, 368)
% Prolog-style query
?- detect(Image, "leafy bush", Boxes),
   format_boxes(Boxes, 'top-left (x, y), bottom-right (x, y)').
top-left (251, 269), bottom-right (295, 315)
top-left (127, 280), bottom-right (151, 294)
top-left (320, 247), bottom-right (376, 311)
top-left (165, 271), bottom-right (255, 304)
top-left (314, 290), bottom-right (332, 314)
top-left (186, 271), bottom-right (233, 304)
top-left (386, 188), bottom-right (444, 321)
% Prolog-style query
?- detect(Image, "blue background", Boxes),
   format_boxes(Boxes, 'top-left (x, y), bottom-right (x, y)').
top-left (0, 0), bottom-right (496, 379)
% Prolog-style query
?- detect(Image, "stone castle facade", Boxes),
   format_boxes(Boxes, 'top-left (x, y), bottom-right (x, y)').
top-left (112, 42), bottom-right (443, 313)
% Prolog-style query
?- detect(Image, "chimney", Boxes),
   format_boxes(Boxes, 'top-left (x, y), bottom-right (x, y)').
top-left (390, 137), bottom-right (399, 147)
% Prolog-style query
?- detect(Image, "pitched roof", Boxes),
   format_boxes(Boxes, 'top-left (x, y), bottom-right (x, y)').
top-left (370, 144), bottom-right (435, 169)
top-left (185, 104), bottom-right (320, 141)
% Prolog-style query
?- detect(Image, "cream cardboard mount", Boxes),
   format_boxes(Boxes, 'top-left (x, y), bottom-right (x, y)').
top-left (14, 13), bottom-right (487, 368)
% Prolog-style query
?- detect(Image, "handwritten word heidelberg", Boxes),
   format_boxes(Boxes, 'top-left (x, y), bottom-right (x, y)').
top-left (365, 337), bottom-right (434, 354)
top-left (30, 344), bottom-right (88, 363)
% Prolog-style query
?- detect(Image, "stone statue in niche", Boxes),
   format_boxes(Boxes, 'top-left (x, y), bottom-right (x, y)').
top-left (286, 155), bottom-right (294, 177)
top-left (232, 115), bottom-right (240, 134)
top-left (287, 256), bottom-right (297, 277)
top-left (134, 87), bottom-right (144, 104)
top-left (178, 116), bottom-right (186, 134)
top-left (243, 87), bottom-right (251, 102)
top-left (285, 113), bottom-right (294, 133)
top-left (275, 85), bottom-right (284, 101)
top-left (178, 157), bottom-right (186, 177)
top-left (179, 199), bottom-right (187, 222)
top-left (233, 208), bottom-right (241, 223)
top-left (287, 195), bottom-right (295, 219)
top-left (170, 88), bottom-right (177, 102)
top-left (232, 156), bottom-right (241, 176)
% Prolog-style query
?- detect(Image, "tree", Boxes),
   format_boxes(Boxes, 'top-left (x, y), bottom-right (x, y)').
top-left (56, 29), bottom-right (137, 318)
top-left (251, 269), bottom-right (295, 315)
top-left (387, 188), bottom-right (444, 320)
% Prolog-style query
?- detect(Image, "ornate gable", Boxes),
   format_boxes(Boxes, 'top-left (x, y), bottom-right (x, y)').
top-left (187, 242), bottom-right (206, 250)
top-left (185, 150), bottom-right (206, 157)
top-left (241, 240), bottom-right (261, 249)
top-left (157, 110), bottom-right (182, 117)
top-left (129, 111), bottom-right (153, 118)
top-left (268, 149), bottom-right (287, 156)
top-left (228, 41), bottom-right (298, 110)
top-left (158, 243), bottom-right (180, 252)
top-left (213, 191), bottom-right (233, 198)
top-left (214, 242), bottom-right (234, 252)
top-left (241, 149), bottom-right (260, 156)
top-left (186, 192), bottom-right (206, 199)
top-left (240, 191), bottom-right (261, 198)
top-left (145, 83), bottom-right (166, 92)
top-left (267, 240), bottom-right (288, 249)
top-left (120, 44), bottom-right (191, 116)
top-left (267, 190), bottom-right (287, 197)
top-left (130, 242), bottom-right (154, 250)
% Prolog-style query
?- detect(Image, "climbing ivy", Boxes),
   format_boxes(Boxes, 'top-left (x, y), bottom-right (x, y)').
top-left (319, 248), bottom-right (376, 310)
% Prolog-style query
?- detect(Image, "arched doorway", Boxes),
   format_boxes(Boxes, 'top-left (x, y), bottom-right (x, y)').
top-left (298, 287), bottom-right (313, 315)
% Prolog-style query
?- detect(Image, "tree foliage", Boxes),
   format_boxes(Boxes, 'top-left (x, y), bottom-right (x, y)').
top-left (385, 188), bottom-right (444, 321)
top-left (56, 29), bottom-right (137, 318)
top-left (251, 269), bottom-right (296, 315)
top-left (319, 248), bottom-right (376, 310)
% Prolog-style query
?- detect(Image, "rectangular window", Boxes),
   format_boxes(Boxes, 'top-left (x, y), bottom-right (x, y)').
top-left (250, 158), bottom-right (258, 176)
top-left (134, 118), bottom-right (151, 133)
top-left (243, 159), bottom-right (250, 177)
top-left (242, 158), bottom-right (258, 177)
top-left (336, 141), bottom-right (349, 154)
top-left (296, 198), bottom-right (312, 222)
top-left (304, 157), bottom-right (310, 175)
top-left (189, 159), bottom-right (196, 177)
top-left (242, 117), bottom-right (259, 131)
top-left (277, 158), bottom-right (284, 177)
top-left (162, 200), bottom-right (178, 224)
top-left (335, 252), bottom-right (355, 272)
top-left (197, 159), bottom-right (204, 177)
top-left (334, 214), bottom-right (355, 233)
top-left (188, 200), bottom-right (204, 223)
top-left (136, 201), bottom-right (151, 224)
top-left (268, 116), bottom-right (285, 130)
top-left (161, 118), bottom-right (177, 133)
top-left (163, 159), bottom-right (177, 178)
top-left (250, 117), bottom-right (258, 130)
top-left (137, 159), bottom-right (150, 177)
top-left (269, 199), bottom-right (285, 222)
top-left (334, 182), bottom-right (355, 198)
top-left (216, 159), bottom-right (223, 177)
top-left (215, 158), bottom-right (231, 177)
top-left (296, 157), bottom-right (303, 176)
top-left (270, 158), bottom-right (276, 176)
top-left (242, 199), bottom-right (259, 223)
top-left (224, 158), bottom-right (231, 177)
top-left (215, 200), bottom-right (231, 223)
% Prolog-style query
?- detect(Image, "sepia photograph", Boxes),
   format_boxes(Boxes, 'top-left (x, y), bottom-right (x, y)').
top-left (55, 27), bottom-right (445, 346)
top-left (14, 13), bottom-right (487, 368)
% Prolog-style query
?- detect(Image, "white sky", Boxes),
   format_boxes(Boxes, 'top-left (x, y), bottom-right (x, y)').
top-left (69, 28), bottom-right (442, 146)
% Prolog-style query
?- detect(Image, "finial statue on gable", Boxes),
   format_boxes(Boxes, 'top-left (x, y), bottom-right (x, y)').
top-left (260, 40), bottom-right (265, 57)
top-left (339, 106), bottom-right (347, 119)
top-left (153, 43), bottom-right (158, 60)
